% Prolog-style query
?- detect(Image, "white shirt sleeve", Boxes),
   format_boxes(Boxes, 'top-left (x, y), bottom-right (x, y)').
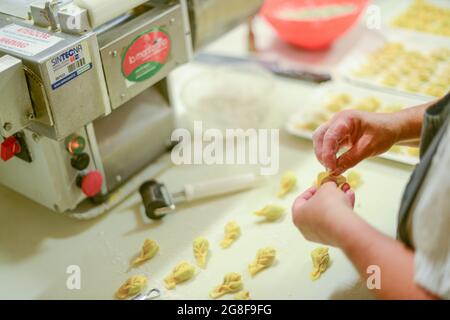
top-left (412, 123), bottom-right (450, 299)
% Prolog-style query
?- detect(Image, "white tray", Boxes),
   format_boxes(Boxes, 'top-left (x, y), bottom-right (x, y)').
top-left (385, 0), bottom-right (450, 40)
top-left (335, 28), bottom-right (450, 100)
top-left (285, 81), bottom-right (426, 166)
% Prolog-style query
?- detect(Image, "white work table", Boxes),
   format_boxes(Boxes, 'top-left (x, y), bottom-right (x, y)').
top-left (0, 129), bottom-right (413, 300)
top-left (0, 2), bottom-right (415, 299)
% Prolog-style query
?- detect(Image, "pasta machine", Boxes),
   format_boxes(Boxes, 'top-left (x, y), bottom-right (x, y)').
top-left (0, 0), bottom-right (263, 217)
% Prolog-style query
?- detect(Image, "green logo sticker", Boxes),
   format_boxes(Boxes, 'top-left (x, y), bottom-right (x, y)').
top-left (122, 27), bottom-right (171, 82)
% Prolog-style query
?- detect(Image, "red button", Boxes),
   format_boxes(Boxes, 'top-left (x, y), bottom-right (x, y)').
top-left (1, 137), bottom-right (21, 161)
top-left (81, 171), bottom-right (103, 197)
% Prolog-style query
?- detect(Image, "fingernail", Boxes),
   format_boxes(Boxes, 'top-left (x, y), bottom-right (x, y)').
top-left (341, 183), bottom-right (351, 192)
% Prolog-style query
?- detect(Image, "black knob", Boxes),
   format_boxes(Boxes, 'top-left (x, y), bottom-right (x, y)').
top-left (71, 153), bottom-right (90, 171)
top-left (139, 180), bottom-right (168, 220)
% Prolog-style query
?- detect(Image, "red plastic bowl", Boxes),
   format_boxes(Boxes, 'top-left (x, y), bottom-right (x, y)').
top-left (260, 0), bottom-right (369, 50)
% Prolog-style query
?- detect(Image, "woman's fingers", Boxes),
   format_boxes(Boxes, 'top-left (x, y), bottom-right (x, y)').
top-left (323, 182), bottom-right (355, 208)
top-left (321, 120), bottom-right (352, 171)
top-left (345, 189), bottom-right (356, 208)
top-left (292, 187), bottom-right (317, 212)
top-left (333, 137), bottom-right (369, 175)
top-left (340, 182), bottom-right (351, 193)
top-left (313, 123), bottom-right (328, 166)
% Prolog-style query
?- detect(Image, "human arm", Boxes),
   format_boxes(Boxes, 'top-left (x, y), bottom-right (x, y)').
top-left (313, 102), bottom-right (433, 175)
top-left (291, 183), bottom-right (439, 300)
top-left (338, 210), bottom-right (438, 300)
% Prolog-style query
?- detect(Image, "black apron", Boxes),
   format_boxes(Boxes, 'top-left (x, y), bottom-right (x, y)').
top-left (397, 92), bottom-right (450, 248)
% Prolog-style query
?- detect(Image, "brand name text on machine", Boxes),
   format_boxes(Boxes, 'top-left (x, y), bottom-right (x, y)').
top-left (51, 44), bottom-right (83, 68)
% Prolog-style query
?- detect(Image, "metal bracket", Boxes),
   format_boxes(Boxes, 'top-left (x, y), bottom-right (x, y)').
top-left (13, 131), bottom-right (33, 163)
top-left (58, 4), bottom-right (91, 35)
top-left (30, 0), bottom-right (59, 30)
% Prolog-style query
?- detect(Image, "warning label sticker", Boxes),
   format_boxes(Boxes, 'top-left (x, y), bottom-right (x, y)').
top-left (46, 41), bottom-right (93, 90)
top-left (0, 24), bottom-right (62, 57)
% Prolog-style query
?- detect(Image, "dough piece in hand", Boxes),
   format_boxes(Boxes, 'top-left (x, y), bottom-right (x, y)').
top-left (346, 170), bottom-right (362, 189)
top-left (132, 239), bottom-right (159, 267)
top-left (310, 247), bottom-right (331, 280)
top-left (248, 247), bottom-right (276, 277)
top-left (254, 205), bottom-right (284, 222)
top-left (193, 237), bottom-right (209, 268)
top-left (277, 171), bottom-right (297, 198)
top-left (234, 290), bottom-right (251, 300)
top-left (220, 221), bottom-right (241, 249)
top-left (164, 261), bottom-right (195, 290)
top-left (115, 275), bottom-right (148, 299)
top-left (210, 272), bottom-right (243, 299)
top-left (315, 172), bottom-right (346, 188)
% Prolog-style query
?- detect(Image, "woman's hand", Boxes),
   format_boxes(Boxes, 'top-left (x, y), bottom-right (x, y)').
top-left (291, 182), bottom-right (356, 247)
top-left (313, 110), bottom-right (401, 175)
top-left (292, 182), bottom-right (439, 299)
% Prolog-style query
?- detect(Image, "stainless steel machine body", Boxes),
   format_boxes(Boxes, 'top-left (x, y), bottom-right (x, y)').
top-left (0, 0), bottom-right (262, 214)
